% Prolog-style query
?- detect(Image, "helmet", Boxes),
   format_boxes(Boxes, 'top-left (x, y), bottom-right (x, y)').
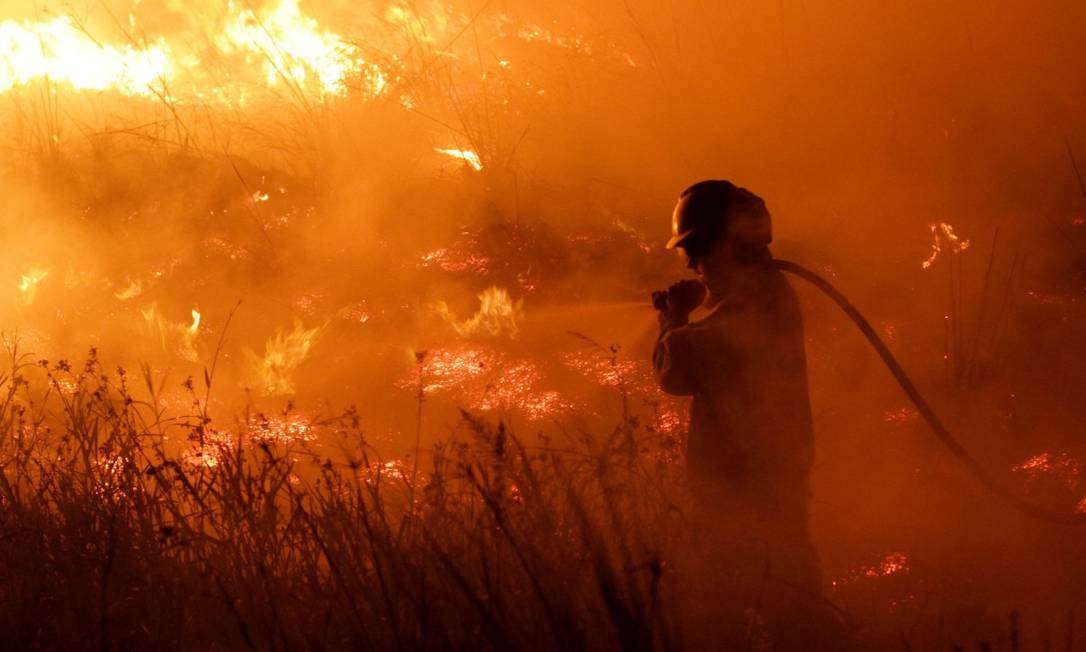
top-left (667, 180), bottom-right (773, 251)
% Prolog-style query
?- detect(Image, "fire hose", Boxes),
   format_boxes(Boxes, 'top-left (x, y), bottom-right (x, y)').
top-left (771, 259), bottom-right (1085, 526)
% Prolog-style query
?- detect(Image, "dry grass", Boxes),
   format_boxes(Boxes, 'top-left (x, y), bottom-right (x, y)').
top-left (0, 345), bottom-right (688, 650)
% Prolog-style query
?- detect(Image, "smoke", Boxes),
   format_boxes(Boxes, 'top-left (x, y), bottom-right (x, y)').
top-left (0, 0), bottom-right (1084, 645)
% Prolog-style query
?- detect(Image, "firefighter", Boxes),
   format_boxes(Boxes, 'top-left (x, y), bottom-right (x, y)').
top-left (653, 180), bottom-right (843, 650)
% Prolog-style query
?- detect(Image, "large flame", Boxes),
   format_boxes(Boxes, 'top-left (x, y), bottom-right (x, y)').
top-left (0, 15), bottom-right (172, 97)
top-left (0, 0), bottom-right (383, 102)
top-left (218, 0), bottom-right (381, 100)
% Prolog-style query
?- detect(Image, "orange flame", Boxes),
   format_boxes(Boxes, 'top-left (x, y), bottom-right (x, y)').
top-left (244, 321), bottom-right (320, 396)
top-left (436, 287), bottom-right (522, 338)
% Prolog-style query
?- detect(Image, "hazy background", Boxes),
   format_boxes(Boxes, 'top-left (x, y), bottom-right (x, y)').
top-left (0, 0), bottom-right (1083, 647)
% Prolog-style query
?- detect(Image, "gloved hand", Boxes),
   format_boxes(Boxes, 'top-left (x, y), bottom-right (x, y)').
top-left (652, 279), bottom-right (706, 327)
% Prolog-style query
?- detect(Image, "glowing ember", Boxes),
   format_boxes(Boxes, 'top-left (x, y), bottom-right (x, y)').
top-left (250, 413), bottom-right (315, 446)
top-left (180, 429), bottom-right (235, 470)
top-left (364, 459), bottom-right (411, 484)
top-left (563, 350), bottom-right (639, 387)
top-left (434, 148), bottom-right (483, 171)
top-left (832, 552), bottom-right (911, 590)
top-left (244, 322), bottom-right (320, 396)
top-left (436, 287), bottom-right (523, 338)
top-left (1012, 452), bottom-right (1080, 490)
top-left (418, 247), bottom-right (491, 274)
top-left (403, 346), bottom-right (570, 421)
top-left (921, 222), bottom-right (971, 269)
top-left (883, 407), bottom-right (918, 422)
top-left (336, 302), bottom-right (371, 324)
top-left (473, 360), bottom-right (571, 421)
top-left (405, 345), bottom-right (495, 394)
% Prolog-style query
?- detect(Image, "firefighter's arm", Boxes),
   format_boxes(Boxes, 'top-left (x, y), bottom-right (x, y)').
top-left (651, 280), bottom-right (708, 395)
top-left (653, 325), bottom-right (701, 396)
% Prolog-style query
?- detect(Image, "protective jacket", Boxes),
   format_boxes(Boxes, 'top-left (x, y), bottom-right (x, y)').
top-left (653, 265), bottom-right (814, 520)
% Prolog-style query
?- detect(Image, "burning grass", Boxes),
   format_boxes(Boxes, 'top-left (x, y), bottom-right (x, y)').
top-left (0, 345), bottom-right (692, 649)
top-left (1, 344), bottom-right (1081, 650)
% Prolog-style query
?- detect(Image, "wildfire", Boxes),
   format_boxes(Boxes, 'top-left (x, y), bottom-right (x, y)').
top-left (17, 266), bottom-right (48, 305)
top-left (434, 148), bottom-right (483, 171)
top-left (921, 222), bottom-right (971, 269)
top-left (436, 287), bottom-right (523, 338)
top-left (218, 0), bottom-right (382, 99)
top-left (0, 0), bottom-right (384, 102)
top-left (0, 15), bottom-right (172, 97)
top-left (244, 321), bottom-right (320, 396)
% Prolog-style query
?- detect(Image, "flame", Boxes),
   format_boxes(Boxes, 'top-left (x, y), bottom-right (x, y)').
top-left (436, 286), bottom-right (522, 338)
top-left (0, 0), bottom-right (384, 102)
top-left (188, 309), bottom-right (202, 336)
top-left (244, 321), bottom-right (320, 396)
top-left (218, 0), bottom-right (380, 99)
top-left (113, 280), bottom-right (143, 300)
top-left (141, 303), bottom-right (201, 361)
top-left (0, 15), bottom-right (172, 97)
top-left (921, 222), bottom-right (971, 269)
top-left (434, 148), bottom-right (483, 171)
top-left (17, 266), bottom-right (48, 305)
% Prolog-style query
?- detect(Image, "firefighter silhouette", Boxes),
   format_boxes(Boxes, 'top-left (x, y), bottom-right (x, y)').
top-left (653, 180), bottom-right (848, 650)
